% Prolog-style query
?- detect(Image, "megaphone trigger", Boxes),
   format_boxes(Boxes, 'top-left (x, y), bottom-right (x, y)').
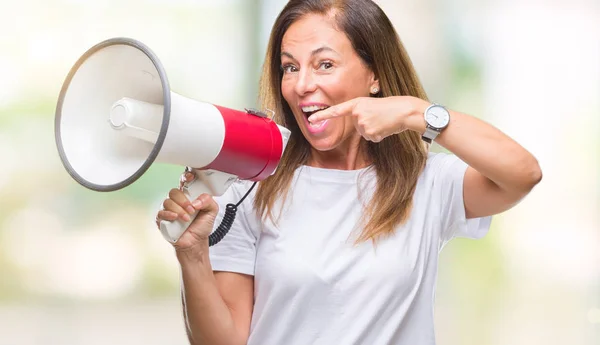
top-left (178, 166), bottom-right (197, 192)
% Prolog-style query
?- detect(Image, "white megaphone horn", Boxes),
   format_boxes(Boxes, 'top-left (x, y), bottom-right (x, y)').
top-left (54, 37), bottom-right (291, 244)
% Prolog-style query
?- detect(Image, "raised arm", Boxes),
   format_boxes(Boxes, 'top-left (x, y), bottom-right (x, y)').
top-left (406, 99), bottom-right (542, 218)
top-left (307, 96), bottom-right (542, 219)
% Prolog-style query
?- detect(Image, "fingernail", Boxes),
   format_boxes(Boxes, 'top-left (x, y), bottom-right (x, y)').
top-left (182, 214), bottom-right (191, 222)
top-left (186, 206), bottom-right (195, 214)
top-left (192, 200), bottom-right (203, 209)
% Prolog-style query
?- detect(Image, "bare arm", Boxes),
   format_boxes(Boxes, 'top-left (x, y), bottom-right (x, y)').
top-left (406, 99), bottom-right (543, 218)
top-left (307, 96), bottom-right (542, 218)
top-left (178, 244), bottom-right (254, 345)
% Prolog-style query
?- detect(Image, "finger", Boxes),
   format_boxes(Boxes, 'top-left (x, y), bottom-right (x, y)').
top-left (180, 170), bottom-right (195, 183)
top-left (308, 99), bottom-right (358, 123)
top-left (179, 170), bottom-right (196, 190)
top-left (190, 193), bottom-right (219, 214)
top-left (168, 188), bottom-right (196, 215)
top-left (156, 210), bottom-right (179, 222)
top-left (371, 135), bottom-right (383, 143)
top-left (163, 198), bottom-right (191, 222)
top-left (184, 172), bottom-right (195, 182)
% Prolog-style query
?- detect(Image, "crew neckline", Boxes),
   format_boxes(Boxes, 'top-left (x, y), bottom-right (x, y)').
top-left (295, 164), bottom-right (375, 183)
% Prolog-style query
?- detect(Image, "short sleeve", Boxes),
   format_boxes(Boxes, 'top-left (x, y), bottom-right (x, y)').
top-left (208, 180), bottom-right (260, 276)
top-left (428, 152), bottom-right (493, 245)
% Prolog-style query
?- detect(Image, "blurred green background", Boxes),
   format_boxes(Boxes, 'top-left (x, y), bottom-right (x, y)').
top-left (1, 0), bottom-right (598, 344)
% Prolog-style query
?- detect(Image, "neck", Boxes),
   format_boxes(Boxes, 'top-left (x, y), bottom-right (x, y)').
top-left (306, 136), bottom-right (371, 170)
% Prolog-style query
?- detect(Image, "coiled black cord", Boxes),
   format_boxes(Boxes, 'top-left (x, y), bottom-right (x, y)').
top-left (208, 181), bottom-right (257, 246)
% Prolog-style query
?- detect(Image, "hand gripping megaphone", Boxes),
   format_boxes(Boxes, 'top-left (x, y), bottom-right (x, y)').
top-left (54, 37), bottom-right (291, 244)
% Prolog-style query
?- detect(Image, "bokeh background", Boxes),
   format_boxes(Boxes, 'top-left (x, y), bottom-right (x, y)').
top-left (1, 0), bottom-right (598, 344)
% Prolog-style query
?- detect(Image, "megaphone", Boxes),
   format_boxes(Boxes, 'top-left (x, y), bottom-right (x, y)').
top-left (55, 37), bottom-right (291, 244)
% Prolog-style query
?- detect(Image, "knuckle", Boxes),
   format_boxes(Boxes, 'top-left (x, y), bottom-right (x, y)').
top-left (365, 128), bottom-right (377, 137)
top-left (201, 193), bottom-right (214, 202)
top-left (201, 195), bottom-right (218, 212)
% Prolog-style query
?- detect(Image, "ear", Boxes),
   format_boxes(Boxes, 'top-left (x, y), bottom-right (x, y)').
top-left (369, 78), bottom-right (380, 95)
top-left (368, 71), bottom-right (380, 95)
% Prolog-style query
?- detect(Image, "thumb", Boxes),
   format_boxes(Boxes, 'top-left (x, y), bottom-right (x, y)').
top-left (191, 193), bottom-right (219, 215)
top-left (187, 194), bottom-right (219, 232)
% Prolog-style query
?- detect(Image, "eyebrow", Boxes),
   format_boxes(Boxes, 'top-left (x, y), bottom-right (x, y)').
top-left (281, 46), bottom-right (338, 60)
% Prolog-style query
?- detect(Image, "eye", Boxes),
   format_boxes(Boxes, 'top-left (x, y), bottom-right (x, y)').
top-left (318, 61), bottom-right (333, 70)
top-left (281, 64), bottom-right (298, 74)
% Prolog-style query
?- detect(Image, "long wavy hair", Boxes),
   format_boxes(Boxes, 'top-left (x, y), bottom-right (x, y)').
top-left (254, 0), bottom-right (429, 243)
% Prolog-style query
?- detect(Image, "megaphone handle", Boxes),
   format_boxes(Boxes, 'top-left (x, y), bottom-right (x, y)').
top-left (159, 170), bottom-right (237, 243)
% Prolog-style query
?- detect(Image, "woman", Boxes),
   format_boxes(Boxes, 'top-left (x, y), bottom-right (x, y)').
top-left (156, 0), bottom-right (542, 344)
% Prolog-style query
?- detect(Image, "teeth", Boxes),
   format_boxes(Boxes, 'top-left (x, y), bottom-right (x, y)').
top-left (301, 105), bottom-right (328, 113)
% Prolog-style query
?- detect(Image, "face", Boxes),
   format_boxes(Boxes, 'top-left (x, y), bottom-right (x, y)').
top-left (280, 13), bottom-right (378, 154)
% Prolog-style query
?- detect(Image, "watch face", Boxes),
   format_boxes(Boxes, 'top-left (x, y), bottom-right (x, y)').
top-left (425, 105), bottom-right (450, 129)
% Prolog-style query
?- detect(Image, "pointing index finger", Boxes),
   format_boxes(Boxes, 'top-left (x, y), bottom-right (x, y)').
top-left (308, 99), bottom-right (356, 123)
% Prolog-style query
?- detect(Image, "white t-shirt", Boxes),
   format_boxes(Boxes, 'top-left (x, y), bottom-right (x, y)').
top-left (208, 152), bottom-right (492, 345)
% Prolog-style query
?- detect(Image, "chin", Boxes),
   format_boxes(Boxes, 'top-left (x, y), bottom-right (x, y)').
top-left (303, 132), bottom-right (343, 152)
top-left (308, 141), bottom-right (335, 152)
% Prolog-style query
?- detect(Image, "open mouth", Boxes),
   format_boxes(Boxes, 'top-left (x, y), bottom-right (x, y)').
top-left (301, 105), bottom-right (329, 126)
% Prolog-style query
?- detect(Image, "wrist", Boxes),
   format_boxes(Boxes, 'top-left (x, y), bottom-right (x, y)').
top-left (176, 241), bottom-right (211, 265)
top-left (405, 97), bottom-right (429, 134)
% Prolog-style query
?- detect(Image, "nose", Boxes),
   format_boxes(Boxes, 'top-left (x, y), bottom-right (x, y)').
top-left (294, 68), bottom-right (317, 96)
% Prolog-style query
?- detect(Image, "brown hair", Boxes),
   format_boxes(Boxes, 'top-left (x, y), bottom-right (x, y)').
top-left (254, 0), bottom-right (429, 243)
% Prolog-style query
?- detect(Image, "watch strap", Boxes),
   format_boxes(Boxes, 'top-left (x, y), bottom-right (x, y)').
top-left (421, 126), bottom-right (440, 143)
